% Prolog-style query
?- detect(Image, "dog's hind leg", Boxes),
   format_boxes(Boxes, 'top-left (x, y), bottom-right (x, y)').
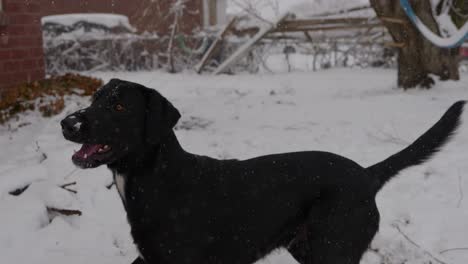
top-left (288, 234), bottom-right (364, 264)
top-left (287, 224), bottom-right (313, 264)
top-left (287, 198), bottom-right (379, 264)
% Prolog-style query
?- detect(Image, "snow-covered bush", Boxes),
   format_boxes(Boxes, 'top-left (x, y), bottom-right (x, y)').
top-left (42, 14), bottom-right (163, 74)
top-left (41, 13), bottom-right (211, 74)
top-left (253, 40), bottom-right (397, 74)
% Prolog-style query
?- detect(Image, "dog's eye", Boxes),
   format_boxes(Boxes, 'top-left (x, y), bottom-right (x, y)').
top-left (114, 104), bottom-right (125, 112)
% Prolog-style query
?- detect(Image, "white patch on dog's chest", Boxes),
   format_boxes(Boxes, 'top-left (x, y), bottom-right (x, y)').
top-left (115, 173), bottom-right (126, 202)
top-left (114, 172), bottom-right (145, 260)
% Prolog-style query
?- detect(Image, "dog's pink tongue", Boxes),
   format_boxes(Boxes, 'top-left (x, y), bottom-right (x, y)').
top-left (73, 144), bottom-right (103, 160)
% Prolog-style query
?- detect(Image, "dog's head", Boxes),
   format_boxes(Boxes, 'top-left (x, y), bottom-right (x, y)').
top-left (61, 79), bottom-right (180, 169)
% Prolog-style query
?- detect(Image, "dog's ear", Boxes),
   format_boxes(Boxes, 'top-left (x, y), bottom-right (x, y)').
top-left (144, 88), bottom-right (181, 145)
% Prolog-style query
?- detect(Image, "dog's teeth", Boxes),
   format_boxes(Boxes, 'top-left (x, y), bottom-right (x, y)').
top-left (104, 145), bottom-right (109, 149)
top-left (84, 154), bottom-right (88, 159)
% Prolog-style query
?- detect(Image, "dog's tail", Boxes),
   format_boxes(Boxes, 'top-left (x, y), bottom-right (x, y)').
top-left (367, 101), bottom-right (465, 194)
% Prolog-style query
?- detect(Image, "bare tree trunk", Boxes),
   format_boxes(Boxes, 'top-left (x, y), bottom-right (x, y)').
top-left (370, 0), bottom-right (460, 89)
top-left (167, 12), bottom-right (179, 74)
top-left (450, 0), bottom-right (468, 28)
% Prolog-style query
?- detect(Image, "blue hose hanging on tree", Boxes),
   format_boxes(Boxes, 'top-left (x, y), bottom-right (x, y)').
top-left (400, 0), bottom-right (467, 48)
top-left (175, 34), bottom-right (210, 55)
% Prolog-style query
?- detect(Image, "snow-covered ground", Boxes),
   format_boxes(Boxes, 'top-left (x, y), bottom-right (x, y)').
top-left (0, 69), bottom-right (467, 264)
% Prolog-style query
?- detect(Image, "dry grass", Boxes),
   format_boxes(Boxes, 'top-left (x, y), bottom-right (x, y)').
top-left (0, 74), bottom-right (103, 124)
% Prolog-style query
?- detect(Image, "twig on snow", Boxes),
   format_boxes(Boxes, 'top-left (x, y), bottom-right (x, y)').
top-left (35, 141), bottom-right (48, 164)
top-left (392, 223), bottom-right (449, 264)
top-left (457, 170), bottom-right (463, 208)
top-left (8, 184), bottom-right (30, 196)
top-left (59, 181), bottom-right (77, 194)
top-left (64, 168), bottom-right (79, 180)
top-left (439, 247), bottom-right (468, 254)
top-left (60, 182), bottom-right (76, 188)
top-left (106, 182), bottom-right (115, 190)
top-left (47, 207), bottom-right (82, 216)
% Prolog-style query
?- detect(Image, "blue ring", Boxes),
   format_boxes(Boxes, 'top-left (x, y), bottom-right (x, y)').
top-left (400, 0), bottom-right (467, 48)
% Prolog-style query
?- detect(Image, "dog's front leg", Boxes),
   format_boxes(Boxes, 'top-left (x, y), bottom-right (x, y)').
top-left (131, 257), bottom-right (146, 264)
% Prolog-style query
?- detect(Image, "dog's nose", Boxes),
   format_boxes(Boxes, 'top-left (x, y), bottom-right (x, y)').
top-left (61, 115), bottom-right (83, 139)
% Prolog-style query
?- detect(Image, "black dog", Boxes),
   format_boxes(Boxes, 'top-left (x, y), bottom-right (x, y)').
top-left (61, 79), bottom-right (465, 264)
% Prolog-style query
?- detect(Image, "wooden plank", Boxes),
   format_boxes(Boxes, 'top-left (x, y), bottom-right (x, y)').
top-left (213, 13), bottom-right (290, 75)
top-left (229, 16), bottom-right (384, 36)
top-left (384, 42), bottom-right (406, 48)
top-left (259, 37), bottom-right (398, 46)
top-left (273, 23), bottom-right (383, 33)
top-left (208, 0), bottom-right (217, 26)
top-left (308, 5), bottom-right (371, 18)
top-left (230, 26), bottom-right (260, 37)
top-left (279, 17), bottom-right (375, 29)
top-left (195, 17), bottom-right (237, 73)
top-left (379, 16), bottom-right (407, 25)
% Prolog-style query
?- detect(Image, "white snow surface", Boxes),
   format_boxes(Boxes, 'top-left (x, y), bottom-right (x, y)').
top-left (1, 69), bottom-right (468, 264)
top-left (41, 13), bottom-right (134, 30)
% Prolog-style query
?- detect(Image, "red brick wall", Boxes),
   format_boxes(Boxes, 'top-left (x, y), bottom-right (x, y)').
top-left (461, 46), bottom-right (468, 58)
top-left (0, 0), bottom-right (45, 90)
top-left (0, 0), bottom-right (204, 91)
top-left (39, 0), bottom-right (204, 34)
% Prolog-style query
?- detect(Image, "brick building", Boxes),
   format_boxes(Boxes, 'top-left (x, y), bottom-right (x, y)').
top-left (0, 0), bottom-right (44, 90)
top-left (462, 43), bottom-right (468, 59)
top-left (0, 0), bottom-right (227, 90)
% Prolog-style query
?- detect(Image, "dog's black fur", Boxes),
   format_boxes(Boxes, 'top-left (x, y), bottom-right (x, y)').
top-left (61, 79), bottom-right (465, 264)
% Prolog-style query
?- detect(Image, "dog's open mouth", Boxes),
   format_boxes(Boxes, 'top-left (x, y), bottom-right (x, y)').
top-left (72, 144), bottom-right (114, 168)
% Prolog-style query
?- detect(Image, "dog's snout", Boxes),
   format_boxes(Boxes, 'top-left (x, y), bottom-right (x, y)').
top-left (61, 114), bottom-right (84, 140)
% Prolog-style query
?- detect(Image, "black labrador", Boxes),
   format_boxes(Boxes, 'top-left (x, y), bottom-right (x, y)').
top-left (61, 79), bottom-right (465, 264)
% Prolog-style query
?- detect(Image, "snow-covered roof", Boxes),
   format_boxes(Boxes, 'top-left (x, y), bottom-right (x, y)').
top-left (41, 13), bottom-right (134, 31)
